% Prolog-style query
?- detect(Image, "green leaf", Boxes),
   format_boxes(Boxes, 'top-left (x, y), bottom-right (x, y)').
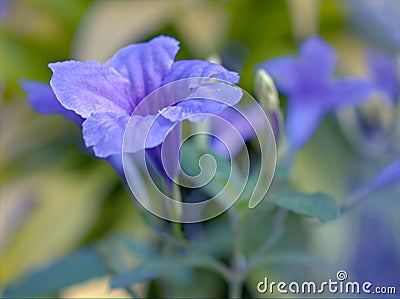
top-left (111, 258), bottom-right (183, 289)
top-left (267, 192), bottom-right (340, 221)
top-left (2, 246), bottom-right (109, 297)
top-left (97, 234), bottom-right (157, 275)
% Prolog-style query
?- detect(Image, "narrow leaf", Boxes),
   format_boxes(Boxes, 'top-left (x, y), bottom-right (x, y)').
top-left (267, 192), bottom-right (340, 221)
top-left (2, 246), bottom-right (109, 297)
top-left (111, 258), bottom-right (181, 289)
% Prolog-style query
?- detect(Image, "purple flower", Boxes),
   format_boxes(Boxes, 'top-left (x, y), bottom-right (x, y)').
top-left (258, 36), bottom-right (372, 151)
top-left (211, 104), bottom-right (266, 157)
top-left (349, 210), bottom-right (400, 293)
top-left (345, 0), bottom-right (400, 51)
top-left (21, 80), bottom-right (127, 175)
top-left (22, 36), bottom-right (240, 180)
top-left (346, 160), bottom-right (400, 290)
top-left (0, 0), bottom-right (11, 22)
top-left (367, 50), bottom-right (399, 104)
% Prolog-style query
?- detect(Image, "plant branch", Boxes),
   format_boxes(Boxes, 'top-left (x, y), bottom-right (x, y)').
top-left (228, 210), bottom-right (246, 299)
top-left (248, 208), bottom-right (288, 269)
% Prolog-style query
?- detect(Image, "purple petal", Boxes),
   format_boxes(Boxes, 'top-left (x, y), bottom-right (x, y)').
top-left (162, 60), bottom-right (239, 85)
top-left (146, 125), bottom-right (182, 184)
top-left (187, 81), bottom-right (243, 105)
top-left (21, 80), bottom-right (83, 125)
top-left (107, 154), bottom-right (124, 178)
top-left (22, 80), bottom-right (127, 174)
top-left (161, 99), bottom-right (227, 123)
top-left (124, 115), bottom-right (172, 152)
top-left (0, 0), bottom-right (10, 21)
top-left (258, 57), bottom-right (300, 93)
top-left (123, 114), bottom-right (180, 182)
top-left (258, 36), bottom-right (336, 95)
top-left (126, 81), bottom-right (243, 151)
top-left (106, 36), bottom-right (180, 106)
top-left (286, 99), bottom-right (326, 150)
top-left (367, 50), bottom-right (399, 103)
top-left (134, 77), bottom-right (241, 119)
top-left (161, 82), bottom-right (243, 122)
top-left (49, 61), bottom-right (133, 118)
top-left (299, 36), bottom-right (337, 81)
top-left (331, 78), bottom-right (373, 108)
top-left (128, 77), bottom-right (242, 183)
top-left (126, 94), bottom-right (242, 153)
top-left (21, 80), bottom-right (63, 114)
top-left (82, 112), bottom-right (130, 158)
top-left (160, 125), bottom-right (182, 180)
top-left (212, 104), bottom-right (263, 157)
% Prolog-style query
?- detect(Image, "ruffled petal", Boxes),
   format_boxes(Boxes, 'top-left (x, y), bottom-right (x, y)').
top-left (82, 112), bottom-right (130, 158)
top-left (161, 99), bottom-right (226, 123)
top-left (162, 60), bottom-right (239, 85)
top-left (106, 36), bottom-right (180, 106)
top-left (49, 61), bottom-right (133, 118)
top-left (161, 82), bottom-right (243, 122)
top-left (126, 80), bottom-right (242, 150)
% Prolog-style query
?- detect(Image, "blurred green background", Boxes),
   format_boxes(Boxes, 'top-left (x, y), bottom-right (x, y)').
top-left (1, 0), bottom-right (399, 298)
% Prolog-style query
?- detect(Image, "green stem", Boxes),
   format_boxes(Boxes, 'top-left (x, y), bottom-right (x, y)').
top-left (166, 182), bottom-right (184, 240)
top-left (228, 210), bottom-right (245, 299)
top-left (154, 228), bottom-right (231, 281)
top-left (229, 279), bottom-right (242, 299)
top-left (202, 255), bottom-right (232, 282)
top-left (248, 208), bottom-right (287, 269)
top-left (172, 221), bottom-right (184, 240)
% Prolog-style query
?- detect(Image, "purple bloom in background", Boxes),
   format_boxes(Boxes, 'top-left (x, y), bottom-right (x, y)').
top-left (344, 160), bottom-right (400, 296)
top-left (349, 211), bottom-right (400, 295)
top-left (367, 50), bottom-right (399, 104)
top-left (258, 36), bottom-right (372, 151)
top-left (0, 0), bottom-right (11, 22)
top-left (345, 0), bottom-right (400, 52)
top-left (22, 36), bottom-right (239, 181)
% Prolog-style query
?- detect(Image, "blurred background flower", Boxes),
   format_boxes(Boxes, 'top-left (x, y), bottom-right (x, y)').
top-left (258, 36), bottom-right (372, 152)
